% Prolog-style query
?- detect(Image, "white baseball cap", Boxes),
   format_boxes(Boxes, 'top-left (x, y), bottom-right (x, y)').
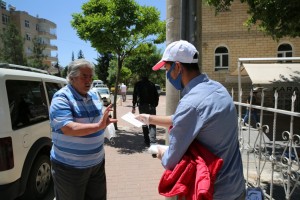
top-left (152, 40), bottom-right (199, 71)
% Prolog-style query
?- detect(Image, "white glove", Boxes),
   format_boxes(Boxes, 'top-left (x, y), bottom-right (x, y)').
top-left (135, 114), bottom-right (150, 125)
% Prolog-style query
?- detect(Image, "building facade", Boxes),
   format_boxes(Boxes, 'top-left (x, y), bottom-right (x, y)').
top-left (201, 1), bottom-right (300, 110)
top-left (0, 1), bottom-right (57, 67)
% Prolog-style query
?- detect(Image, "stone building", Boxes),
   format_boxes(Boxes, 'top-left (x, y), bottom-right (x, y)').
top-left (201, 1), bottom-right (300, 111)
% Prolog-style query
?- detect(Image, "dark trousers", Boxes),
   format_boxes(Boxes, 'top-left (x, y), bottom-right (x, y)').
top-left (51, 160), bottom-right (106, 200)
top-left (138, 104), bottom-right (157, 144)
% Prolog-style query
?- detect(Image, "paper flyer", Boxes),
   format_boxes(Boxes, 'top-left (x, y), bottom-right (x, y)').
top-left (121, 112), bottom-right (144, 127)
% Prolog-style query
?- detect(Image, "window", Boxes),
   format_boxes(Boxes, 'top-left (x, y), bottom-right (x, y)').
top-left (277, 44), bottom-right (292, 58)
top-left (6, 80), bottom-right (48, 130)
top-left (45, 82), bottom-right (62, 102)
top-left (26, 33), bottom-right (31, 41)
top-left (215, 46), bottom-right (229, 71)
top-left (36, 24), bottom-right (39, 31)
top-left (2, 14), bottom-right (9, 25)
top-left (25, 20), bottom-right (30, 28)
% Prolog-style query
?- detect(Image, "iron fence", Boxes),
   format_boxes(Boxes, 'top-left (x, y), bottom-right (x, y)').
top-left (234, 60), bottom-right (300, 199)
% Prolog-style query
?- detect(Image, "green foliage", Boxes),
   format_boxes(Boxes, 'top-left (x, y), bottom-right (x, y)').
top-left (94, 52), bottom-right (112, 84)
top-left (71, 0), bottom-right (165, 55)
top-left (77, 49), bottom-right (85, 59)
top-left (0, 23), bottom-right (26, 65)
top-left (27, 36), bottom-right (47, 69)
top-left (71, 0), bottom-right (165, 124)
top-left (206, 0), bottom-right (300, 39)
top-left (62, 66), bottom-right (68, 78)
top-left (124, 43), bottom-right (165, 87)
top-left (53, 54), bottom-right (61, 77)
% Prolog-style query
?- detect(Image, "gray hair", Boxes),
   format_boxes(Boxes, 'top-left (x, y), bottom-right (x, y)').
top-left (66, 59), bottom-right (95, 84)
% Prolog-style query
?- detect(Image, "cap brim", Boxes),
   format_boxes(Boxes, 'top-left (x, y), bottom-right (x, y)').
top-left (152, 61), bottom-right (167, 71)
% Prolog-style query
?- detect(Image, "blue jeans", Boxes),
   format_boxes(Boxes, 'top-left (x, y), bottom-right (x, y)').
top-left (243, 109), bottom-right (259, 125)
top-left (139, 104), bottom-right (157, 144)
top-left (51, 159), bottom-right (106, 200)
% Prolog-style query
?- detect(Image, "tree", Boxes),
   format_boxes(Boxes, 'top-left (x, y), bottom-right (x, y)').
top-left (0, 23), bottom-right (26, 65)
top-left (77, 49), bottom-right (85, 59)
top-left (124, 43), bottom-right (165, 87)
top-left (54, 54), bottom-right (61, 77)
top-left (71, 0), bottom-right (165, 128)
top-left (71, 51), bottom-right (75, 61)
top-left (95, 52), bottom-right (112, 85)
top-left (62, 66), bottom-right (68, 78)
top-left (206, 0), bottom-right (300, 39)
top-left (27, 36), bottom-right (47, 69)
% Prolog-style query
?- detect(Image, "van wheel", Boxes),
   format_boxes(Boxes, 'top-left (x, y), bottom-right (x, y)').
top-left (23, 155), bottom-right (52, 200)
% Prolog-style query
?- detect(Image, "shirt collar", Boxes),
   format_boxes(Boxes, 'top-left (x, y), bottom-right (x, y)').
top-left (181, 74), bottom-right (209, 96)
top-left (67, 84), bottom-right (93, 101)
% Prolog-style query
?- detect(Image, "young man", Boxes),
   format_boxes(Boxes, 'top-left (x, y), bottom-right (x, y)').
top-left (132, 76), bottom-right (159, 146)
top-left (49, 59), bottom-right (117, 200)
top-left (136, 40), bottom-right (245, 199)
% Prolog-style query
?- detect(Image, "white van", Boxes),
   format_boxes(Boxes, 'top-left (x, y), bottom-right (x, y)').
top-left (0, 63), bottom-right (67, 200)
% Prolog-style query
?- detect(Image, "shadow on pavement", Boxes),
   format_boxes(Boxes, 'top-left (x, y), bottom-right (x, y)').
top-left (104, 127), bottom-right (166, 155)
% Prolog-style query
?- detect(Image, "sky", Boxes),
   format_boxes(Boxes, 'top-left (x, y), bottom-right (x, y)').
top-left (4, 0), bottom-right (166, 67)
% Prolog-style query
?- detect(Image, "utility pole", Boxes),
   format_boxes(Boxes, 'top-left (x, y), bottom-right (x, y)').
top-left (165, 0), bottom-right (181, 135)
top-left (165, 0), bottom-right (181, 199)
top-left (164, 1), bottom-right (201, 199)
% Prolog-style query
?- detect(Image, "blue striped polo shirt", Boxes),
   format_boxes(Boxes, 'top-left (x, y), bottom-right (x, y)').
top-left (49, 84), bottom-right (104, 168)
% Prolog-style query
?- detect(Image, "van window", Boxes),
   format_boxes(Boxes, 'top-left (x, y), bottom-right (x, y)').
top-left (45, 82), bottom-right (62, 103)
top-left (6, 80), bottom-right (48, 130)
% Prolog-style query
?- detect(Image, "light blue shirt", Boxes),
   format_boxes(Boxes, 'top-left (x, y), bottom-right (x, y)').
top-left (49, 84), bottom-right (104, 168)
top-left (162, 74), bottom-right (244, 199)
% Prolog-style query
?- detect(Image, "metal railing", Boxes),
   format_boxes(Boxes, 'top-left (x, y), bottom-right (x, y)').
top-left (232, 88), bottom-right (300, 199)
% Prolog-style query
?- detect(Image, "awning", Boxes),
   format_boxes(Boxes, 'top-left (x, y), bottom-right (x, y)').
top-left (226, 63), bottom-right (300, 84)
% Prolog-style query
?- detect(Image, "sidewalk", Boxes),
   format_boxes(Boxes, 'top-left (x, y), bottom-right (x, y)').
top-left (105, 95), bottom-right (166, 199)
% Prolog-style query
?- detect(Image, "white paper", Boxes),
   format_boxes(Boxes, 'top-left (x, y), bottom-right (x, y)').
top-left (148, 144), bottom-right (169, 154)
top-left (121, 112), bottom-right (145, 127)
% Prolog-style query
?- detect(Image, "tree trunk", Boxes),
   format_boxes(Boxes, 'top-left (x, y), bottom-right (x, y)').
top-left (112, 55), bottom-right (122, 130)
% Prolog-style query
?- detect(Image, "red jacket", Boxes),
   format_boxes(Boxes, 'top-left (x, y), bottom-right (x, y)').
top-left (158, 140), bottom-right (223, 200)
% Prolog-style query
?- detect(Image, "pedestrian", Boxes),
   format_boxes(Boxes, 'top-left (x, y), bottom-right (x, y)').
top-left (120, 83), bottom-right (127, 102)
top-left (132, 76), bottom-right (159, 146)
top-left (49, 59), bottom-right (117, 200)
top-left (243, 89), bottom-right (259, 126)
top-left (135, 40), bottom-right (245, 199)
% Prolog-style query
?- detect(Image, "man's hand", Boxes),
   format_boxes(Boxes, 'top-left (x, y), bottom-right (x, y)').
top-left (132, 107), bottom-right (136, 114)
top-left (135, 114), bottom-right (150, 125)
top-left (98, 104), bottom-right (118, 130)
top-left (157, 146), bottom-right (166, 160)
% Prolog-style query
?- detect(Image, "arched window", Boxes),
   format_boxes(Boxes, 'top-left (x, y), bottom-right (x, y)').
top-left (277, 44), bottom-right (292, 58)
top-left (215, 46), bottom-right (229, 71)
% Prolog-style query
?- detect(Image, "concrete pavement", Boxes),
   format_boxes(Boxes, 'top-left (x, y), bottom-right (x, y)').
top-left (105, 95), bottom-right (166, 199)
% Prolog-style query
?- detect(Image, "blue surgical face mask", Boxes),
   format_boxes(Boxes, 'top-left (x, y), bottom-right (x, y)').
top-left (166, 62), bottom-right (183, 90)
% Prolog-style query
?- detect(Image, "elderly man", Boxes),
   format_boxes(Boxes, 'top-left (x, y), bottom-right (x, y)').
top-left (49, 59), bottom-right (117, 200)
top-left (136, 40), bottom-right (245, 200)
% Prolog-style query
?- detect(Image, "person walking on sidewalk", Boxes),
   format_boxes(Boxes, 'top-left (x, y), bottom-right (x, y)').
top-left (49, 59), bottom-right (117, 200)
top-left (135, 40), bottom-right (245, 200)
top-left (120, 83), bottom-right (127, 102)
top-left (132, 76), bottom-right (159, 146)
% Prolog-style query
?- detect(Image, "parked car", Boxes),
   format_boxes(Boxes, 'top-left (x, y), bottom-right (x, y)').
top-left (0, 63), bottom-right (67, 200)
top-left (155, 84), bottom-right (162, 95)
top-left (92, 80), bottom-right (103, 87)
top-left (91, 87), bottom-right (111, 106)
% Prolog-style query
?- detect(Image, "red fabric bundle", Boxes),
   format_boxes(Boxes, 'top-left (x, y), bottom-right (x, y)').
top-left (158, 140), bottom-right (223, 200)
